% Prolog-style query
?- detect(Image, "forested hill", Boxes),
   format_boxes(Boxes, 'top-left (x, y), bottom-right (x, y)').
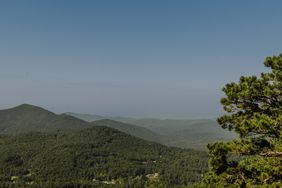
top-left (68, 112), bottom-right (237, 150)
top-left (0, 126), bottom-right (208, 187)
top-left (0, 104), bottom-right (90, 134)
top-left (0, 104), bottom-right (236, 150)
top-left (0, 105), bottom-right (162, 143)
top-left (0, 104), bottom-right (209, 187)
top-left (90, 119), bottom-right (163, 143)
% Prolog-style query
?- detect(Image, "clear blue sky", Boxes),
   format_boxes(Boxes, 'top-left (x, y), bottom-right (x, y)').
top-left (1, 0), bottom-right (282, 118)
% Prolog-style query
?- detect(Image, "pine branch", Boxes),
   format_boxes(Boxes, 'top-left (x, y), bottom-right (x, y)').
top-left (259, 151), bottom-right (282, 157)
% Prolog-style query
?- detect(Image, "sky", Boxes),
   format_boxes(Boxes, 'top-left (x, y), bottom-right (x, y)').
top-left (1, 0), bottom-right (282, 118)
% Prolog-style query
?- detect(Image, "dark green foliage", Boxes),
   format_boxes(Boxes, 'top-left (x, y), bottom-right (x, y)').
top-left (0, 104), bottom-right (90, 134)
top-left (0, 126), bottom-right (208, 187)
top-left (0, 101), bottom-right (211, 187)
top-left (199, 54), bottom-right (282, 187)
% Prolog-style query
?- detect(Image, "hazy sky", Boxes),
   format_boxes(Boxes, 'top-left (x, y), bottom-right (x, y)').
top-left (1, 0), bottom-right (282, 118)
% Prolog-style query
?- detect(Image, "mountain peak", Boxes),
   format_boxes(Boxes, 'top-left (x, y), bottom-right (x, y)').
top-left (16, 103), bottom-right (41, 109)
top-left (10, 104), bottom-right (55, 115)
top-left (0, 104), bottom-right (89, 134)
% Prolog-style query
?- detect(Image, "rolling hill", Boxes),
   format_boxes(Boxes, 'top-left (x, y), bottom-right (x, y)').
top-left (0, 105), bottom-right (161, 143)
top-left (90, 119), bottom-right (163, 143)
top-left (0, 111), bottom-right (208, 187)
top-left (68, 113), bottom-right (237, 150)
top-left (0, 104), bottom-right (90, 134)
top-left (0, 104), bottom-right (236, 151)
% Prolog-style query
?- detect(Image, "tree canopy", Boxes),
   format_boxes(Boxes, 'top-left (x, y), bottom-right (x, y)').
top-left (199, 54), bottom-right (282, 187)
top-left (0, 126), bottom-right (208, 187)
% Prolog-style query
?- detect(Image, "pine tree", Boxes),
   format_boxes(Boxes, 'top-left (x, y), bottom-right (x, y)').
top-left (199, 54), bottom-right (282, 187)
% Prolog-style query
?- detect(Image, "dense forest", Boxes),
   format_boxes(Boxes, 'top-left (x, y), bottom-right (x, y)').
top-left (0, 108), bottom-right (208, 187)
top-left (0, 101), bottom-right (241, 187)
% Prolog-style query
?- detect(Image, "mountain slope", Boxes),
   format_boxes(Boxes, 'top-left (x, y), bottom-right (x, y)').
top-left (116, 118), bottom-right (237, 150)
top-left (0, 104), bottom-right (90, 134)
top-left (91, 119), bottom-right (163, 143)
top-left (67, 112), bottom-right (237, 150)
top-left (0, 126), bottom-right (208, 187)
top-left (66, 112), bottom-right (104, 122)
top-left (0, 105), bottom-right (236, 150)
top-left (0, 105), bottom-right (163, 145)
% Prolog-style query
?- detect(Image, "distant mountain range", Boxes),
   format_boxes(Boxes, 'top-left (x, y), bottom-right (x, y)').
top-left (67, 112), bottom-right (237, 150)
top-left (0, 104), bottom-right (236, 151)
top-left (0, 104), bottom-right (160, 143)
top-left (0, 104), bottom-right (208, 187)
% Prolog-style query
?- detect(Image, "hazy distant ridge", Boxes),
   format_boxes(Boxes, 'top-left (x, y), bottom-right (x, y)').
top-left (0, 104), bottom-right (162, 144)
top-left (68, 112), bottom-right (237, 150)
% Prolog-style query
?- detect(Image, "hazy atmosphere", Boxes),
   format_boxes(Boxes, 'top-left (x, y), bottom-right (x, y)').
top-left (1, 1), bottom-right (282, 187)
top-left (1, 0), bottom-right (282, 118)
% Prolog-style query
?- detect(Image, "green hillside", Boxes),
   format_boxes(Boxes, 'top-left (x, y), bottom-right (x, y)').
top-left (68, 113), bottom-right (237, 150)
top-left (91, 119), bottom-right (163, 143)
top-left (0, 105), bottom-right (161, 144)
top-left (0, 126), bottom-right (208, 187)
top-left (0, 104), bottom-right (208, 187)
top-left (0, 104), bottom-right (90, 134)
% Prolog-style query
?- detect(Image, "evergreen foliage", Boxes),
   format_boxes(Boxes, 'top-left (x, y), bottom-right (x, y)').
top-left (0, 126), bottom-right (208, 187)
top-left (199, 54), bottom-right (282, 187)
